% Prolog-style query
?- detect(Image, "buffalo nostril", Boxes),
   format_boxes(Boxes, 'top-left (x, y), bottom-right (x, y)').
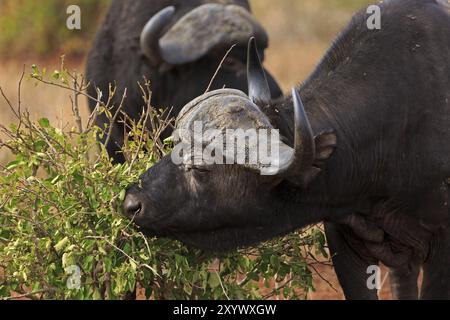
top-left (123, 194), bottom-right (143, 218)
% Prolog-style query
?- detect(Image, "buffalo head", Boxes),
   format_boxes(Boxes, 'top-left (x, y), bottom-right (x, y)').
top-left (86, 1), bottom-right (283, 164)
top-left (124, 39), bottom-right (337, 251)
top-left (140, 2), bottom-right (268, 67)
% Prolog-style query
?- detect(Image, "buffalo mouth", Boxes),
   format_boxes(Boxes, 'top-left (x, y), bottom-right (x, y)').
top-left (175, 228), bottom-right (262, 252)
top-left (137, 223), bottom-right (281, 252)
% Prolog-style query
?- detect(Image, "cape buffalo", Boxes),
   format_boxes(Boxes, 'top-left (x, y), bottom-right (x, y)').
top-left (124, 0), bottom-right (450, 299)
top-left (86, 0), bottom-right (282, 163)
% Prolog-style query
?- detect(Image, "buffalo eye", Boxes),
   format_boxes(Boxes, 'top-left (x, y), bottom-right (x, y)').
top-left (192, 167), bottom-right (211, 174)
top-left (183, 164), bottom-right (211, 174)
top-left (190, 167), bottom-right (213, 184)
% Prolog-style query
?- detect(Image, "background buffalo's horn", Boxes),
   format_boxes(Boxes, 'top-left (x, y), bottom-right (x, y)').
top-left (276, 89), bottom-right (316, 176)
top-left (159, 4), bottom-right (268, 65)
top-left (247, 37), bottom-right (271, 103)
top-left (140, 6), bottom-right (175, 65)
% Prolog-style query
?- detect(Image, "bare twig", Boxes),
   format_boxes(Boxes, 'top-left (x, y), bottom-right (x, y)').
top-left (128, 106), bottom-right (151, 172)
top-left (0, 87), bottom-right (20, 120)
top-left (3, 290), bottom-right (47, 301)
top-left (70, 75), bottom-right (83, 134)
top-left (85, 236), bottom-right (159, 277)
top-left (104, 88), bottom-right (127, 150)
top-left (85, 88), bottom-right (104, 131)
top-left (216, 270), bottom-right (230, 301)
top-left (309, 263), bottom-right (337, 292)
top-left (31, 76), bottom-right (103, 106)
top-left (17, 65), bottom-right (25, 130)
top-left (379, 271), bottom-right (390, 296)
top-left (205, 44), bottom-right (237, 93)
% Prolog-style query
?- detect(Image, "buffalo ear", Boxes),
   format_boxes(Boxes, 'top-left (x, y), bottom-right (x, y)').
top-left (314, 130), bottom-right (337, 164)
top-left (288, 130), bottom-right (337, 188)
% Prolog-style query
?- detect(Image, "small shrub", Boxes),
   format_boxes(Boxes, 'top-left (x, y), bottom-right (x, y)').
top-left (0, 63), bottom-right (329, 300)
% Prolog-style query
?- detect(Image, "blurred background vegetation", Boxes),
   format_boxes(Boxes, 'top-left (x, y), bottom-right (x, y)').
top-left (0, 0), bottom-right (372, 61)
top-left (0, 0), bottom-right (109, 59)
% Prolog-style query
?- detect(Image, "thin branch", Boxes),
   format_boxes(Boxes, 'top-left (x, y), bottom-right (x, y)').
top-left (70, 75), bottom-right (83, 134)
top-left (104, 88), bottom-right (127, 149)
top-left (17, 65), bottom-right (25, 130)
top-left (128, 106), bottom-right (150, 172)
top-left (31, 76), bottom-right (103, 106)
top-left (309, 263), bottom-right (337, 293)
top-left (3, 290), bottom-right (47, 301)
top-left (86, 236), bottom-right (160, 277)
top-left (215, 270), bottom-right (230, 301)
top-left (85, 88), bottom-right (105, 131)
top-left (205, 44), bottom-right (237, 93)
top-left (0, 86), bottom-right (20, 120)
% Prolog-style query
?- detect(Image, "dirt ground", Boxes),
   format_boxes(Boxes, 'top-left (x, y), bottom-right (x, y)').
top-left (308, 264), bottom-right (394, 300)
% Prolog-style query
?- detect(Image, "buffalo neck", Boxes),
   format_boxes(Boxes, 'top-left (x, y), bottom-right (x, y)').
top-left (267, 77), bottom-right (388, 215)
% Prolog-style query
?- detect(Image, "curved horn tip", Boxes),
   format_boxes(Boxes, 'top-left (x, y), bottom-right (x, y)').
top-left (158, 6), bottom-right (176, 17)
top-left (247, 37), bottom-right (271, 103)
top-left (140, 6), bottom-right (176, 64)
top-left (291, 87), bottom-right (315, 167)
top-left (248, 36), bottom-right (256, 48)
top-left (291, 88), bottom-right (308, 127)
top-left (292, 88), bottom-right (313, 137)
top-left (165, 5), bottom-right (176, 13)
top-left (144, 6), bottom-right (176, 31)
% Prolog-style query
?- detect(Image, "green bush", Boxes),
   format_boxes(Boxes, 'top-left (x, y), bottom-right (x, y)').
top-left (0, 64), bottom-right (328, 300)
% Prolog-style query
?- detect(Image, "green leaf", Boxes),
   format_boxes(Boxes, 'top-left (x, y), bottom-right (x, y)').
top-left (38, 118), bottom-right (50, 128)
top-left (118, 189), bottom-right (126, 202)
top-left (93, 289), bottom-right (102, 300)
top-left (52, 70), bottom-right (60, 80)
top-left (54, 237), bottom-right (70, 253)
top-left (33, 140), bottom-right (47, 152)
top-left (6, 159), bottom-right (25, 170)
top-left (208, 273), bottom-right (221, 289)
top-left (62, 252), bottom-right (76, 268)
top-left (51, 175), bottom-right (62, 185)
top-left (145, 287), bottom-right (153, 300)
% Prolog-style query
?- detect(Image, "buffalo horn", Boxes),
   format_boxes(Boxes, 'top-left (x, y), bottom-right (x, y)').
top-left (247, 37), bottom-right (271, 103)
top-left (274, 89), bottom-right (316, 177)
top-left (140, 6), bottom-right (175, 65)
